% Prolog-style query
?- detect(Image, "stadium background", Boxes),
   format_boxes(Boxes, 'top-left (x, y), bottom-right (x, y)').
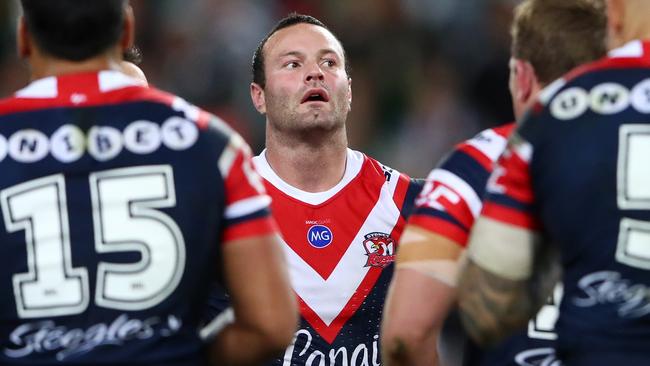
top-left (0, 0), bottom-right (517, 178)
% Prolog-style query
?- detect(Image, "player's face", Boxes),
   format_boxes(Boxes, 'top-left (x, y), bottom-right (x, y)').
top-left (259, 23), bottom-right (351, 133)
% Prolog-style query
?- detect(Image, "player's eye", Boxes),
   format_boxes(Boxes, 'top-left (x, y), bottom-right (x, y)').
top-left (322, 59), bottom-right (336, 68)
top-left (284, 61), bottom-right (300, 69)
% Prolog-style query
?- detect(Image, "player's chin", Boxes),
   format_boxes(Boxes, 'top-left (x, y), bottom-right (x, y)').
top-left (300, 116), bottom-right (340, 131)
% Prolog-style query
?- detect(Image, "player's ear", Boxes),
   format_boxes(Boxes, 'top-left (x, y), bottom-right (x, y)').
top-left (17, 16), bottom-right (31, 59)
top-left (605, 0), bottom-right (624, 50)
top-left (120, 5), bottom-right (135, 53)
top-left (512, 59), bottom-right (535, 104)
top-left (250, 82), bottom-right (266, 114)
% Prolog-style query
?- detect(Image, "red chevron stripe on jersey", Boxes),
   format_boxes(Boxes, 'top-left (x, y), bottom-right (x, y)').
top-left (265, 165), bottom-right (383, 279)
top-left (253, 149), bottom-right (414, 343)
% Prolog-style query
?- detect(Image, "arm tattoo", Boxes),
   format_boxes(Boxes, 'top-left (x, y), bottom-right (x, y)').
top-left (457, 261), bottom-right (537, 346)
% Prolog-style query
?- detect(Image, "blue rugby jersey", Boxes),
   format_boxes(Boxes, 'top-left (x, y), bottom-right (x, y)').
top-left (0, 71), bottom-right (277, 365)
top-left (478, 39), bottom-right (650, 365)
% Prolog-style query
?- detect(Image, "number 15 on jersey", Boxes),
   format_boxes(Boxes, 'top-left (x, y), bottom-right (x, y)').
top-left (1, 165), bottom-right (186, 319)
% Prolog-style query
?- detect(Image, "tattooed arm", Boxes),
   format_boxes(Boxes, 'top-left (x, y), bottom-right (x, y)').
top-left (457, 259), bottom-right (536, 346)
top-left (456, 217), bottom-right (558, 347)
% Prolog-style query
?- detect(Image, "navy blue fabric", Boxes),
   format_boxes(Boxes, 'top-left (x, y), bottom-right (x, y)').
top-left (0, 101), bottom-right (233, 365)
top-left (515, 66), bottom-right (650, 365)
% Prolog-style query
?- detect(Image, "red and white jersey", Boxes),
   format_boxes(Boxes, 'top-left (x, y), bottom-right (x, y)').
top-left (408, 123), bottom-right (515, 246)
top-left (253, 149), bottom-right (421, 365)
top-left (407, 123), bottom-right (565, 365)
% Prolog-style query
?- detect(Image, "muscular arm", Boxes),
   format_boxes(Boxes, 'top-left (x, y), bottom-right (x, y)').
top-left (457, 259), bottom-right (534, 347)
top-left (381, 226), bottom-right (462, 366)
top-left (456, 217), bottom-right (557, 347)
top-left (209, 233), bottom-right (298, 366)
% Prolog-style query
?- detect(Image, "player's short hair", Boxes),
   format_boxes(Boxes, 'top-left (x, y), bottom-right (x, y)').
top-left (20, 0), bottom-right (126, 61)
top-left (252, 13), bottom-right (350, 88)
top-left (123, 46), bottom-right (142, 65)
top-left (511, 0), bottom-right (606, 84)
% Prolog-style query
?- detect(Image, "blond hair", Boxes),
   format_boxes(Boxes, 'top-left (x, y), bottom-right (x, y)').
top-left (511, 0), bottom-right (607, 84)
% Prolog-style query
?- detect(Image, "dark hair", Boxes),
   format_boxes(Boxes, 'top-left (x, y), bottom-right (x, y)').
top-left (21, 0), bottom-right (126, 61)
top-left (252, 13), bottom-right (350, 88)
top-left (511, 0), bottom-right (606, 84)
top-left (123, 45), bottom-right (142, 65)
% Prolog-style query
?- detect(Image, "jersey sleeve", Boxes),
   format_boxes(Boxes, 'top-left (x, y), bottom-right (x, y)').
top-left (218, 132), bottom-right (277, 242)
top-left (465, 127), bottom-right (544, 281)
top-left (391, 173), bottom-right (425, 219)
top-left (481, 132), bottom-right (542, 230)
top-left (407, 126), bottom-right (512, 246)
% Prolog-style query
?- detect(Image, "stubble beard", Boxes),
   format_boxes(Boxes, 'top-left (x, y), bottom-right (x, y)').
top-left (266, 92), bottom-right (348, 137)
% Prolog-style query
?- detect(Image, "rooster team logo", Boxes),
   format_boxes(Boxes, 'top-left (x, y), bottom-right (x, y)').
top-left (362, 232), bottom-right (395, 268)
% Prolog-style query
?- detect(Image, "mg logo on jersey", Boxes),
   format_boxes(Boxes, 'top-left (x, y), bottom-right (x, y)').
top-left (307, 225), bottom-right (333, 248)
top-left (363, 232), bottom-right (395, 268)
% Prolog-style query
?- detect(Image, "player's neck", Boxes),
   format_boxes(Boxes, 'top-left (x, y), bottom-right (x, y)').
top-left (264, 128), bottom-right (348, 193)
top-left (27, 49), bottom-right (123, 81)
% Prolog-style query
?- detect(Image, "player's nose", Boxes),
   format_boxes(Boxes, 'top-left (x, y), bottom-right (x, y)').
top-left (305, 64), bottom-right (324, 83)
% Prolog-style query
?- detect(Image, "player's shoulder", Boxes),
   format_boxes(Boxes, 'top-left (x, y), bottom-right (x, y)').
top-left (151, 90), bottom-right (236, 137)
top-left (530, 40), bottom-right (650, 123)
top-left (107, 84), bottom-right (241, 145)
top-left (427, 122), bottom-right (515, 182)
top-left (0, 71), bottom-right (152, 116)
top-left (0, 71), bottom-right (233, 138)
top-left (103, 86), bottom-right (241, 149)
top-left (0, 71), bottom-right (245, 166)
top-left (564, 39), bottom-right (650, 83)
top-left (417, 124), bottom-right (515, 213)
top-left (491, 123), bottom-right (516, 138)
top-left (359, 151), bottom-right (423, 216)
top-left (417, 123), bottom-right (516, 214)
top-left (361, 151), bottom-right (413, 183)
top-left (459, 123), bottom-right (514, 158)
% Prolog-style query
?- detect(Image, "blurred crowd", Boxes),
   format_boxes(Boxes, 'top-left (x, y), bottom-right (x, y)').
top-left (0, 0), bottom-right (519, 178)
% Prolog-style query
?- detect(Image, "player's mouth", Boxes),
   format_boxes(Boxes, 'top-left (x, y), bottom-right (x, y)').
top-left (301, 88), bottom-right (330, 104)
